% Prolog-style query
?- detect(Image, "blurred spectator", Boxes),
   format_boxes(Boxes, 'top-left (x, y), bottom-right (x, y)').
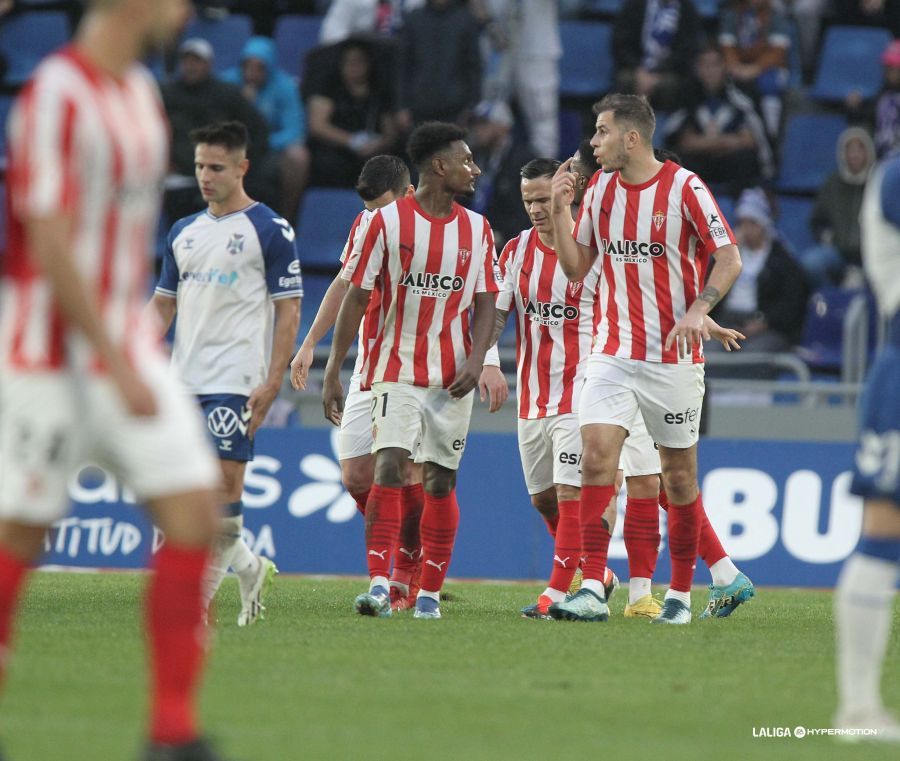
top-left (784, 0), bottom-right (828, 79)
top-left (0, 0), bottom-right (10, 84)
top-left (833, 0), bottom-right (900, 36)
top-left (612, 0), bottom-right (702, 112)
top-left (874, 39), bottom-right (900, 158)
top-left (223, 36), bottom-right (310, 223)
top-left (397, 0), bottom-right (483, 128)
top-left (800, 126), bottom-right (875, 289)
top-left (306, 39), bottom-right (400, 187)
top-left (320, 0), bottom-right (405, 43)
top-left (708, 188), bottom-right (809, 367)
top-left (467, 100), bottom-right (533, 248)
top-left (194, 1), bottom-right (317, 36)
top-left (161, 39), bottom-right (271, 223)
top-left (483, 0), bottom-right (561, 157)
top-left (719, 0), bottom-right (791, 137)
top-left (664, 46), bottom-right (773, 194)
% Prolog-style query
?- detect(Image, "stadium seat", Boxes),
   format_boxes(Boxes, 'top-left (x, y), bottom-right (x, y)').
top-left (693, 0), bottom-right (722, 18)
top-left (581, 0), bottom-right (624, 15)
top-left (559, 21), bottom-right (613, 98)
top-left (558, 107), bottom-right (583, 159)
top-left (295, 188), bottom-right (362, 269)
top-left (0, 95), bottom-right (13, 157)
top-left (182, 14), bottom-right (253, 73)
top-left (810, 26), bottom-right (893, 102)
top-left (776, 113), bottom-right (847, 193)
top-left (0, 11), bottom-right (71, 85)
top-left (797, 287), bottom-right (875, 372)
top-left (715, 195), bottom-right (736, 227)
top-left (776, 195), bottom-right (816, 255)
top-left (274, 15), bottom-right (324, 80)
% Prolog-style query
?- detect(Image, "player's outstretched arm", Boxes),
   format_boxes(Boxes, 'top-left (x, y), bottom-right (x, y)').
top-left (666, 243), bottom-right (742, 359)
top-left (291, 273), bottom-right (349, 391)
top-left (248, 296), bottom-right (301, 437)
top-left (550, 159), bottom-right (596, 281)
top-left (26, 217), bottom-right (157, 417)
top-left (704, 315), bottom-right (745, 352)
top-left (323, 284), bottom-right (372, 425)
top-left (449, 291), bottom-right (496, 399)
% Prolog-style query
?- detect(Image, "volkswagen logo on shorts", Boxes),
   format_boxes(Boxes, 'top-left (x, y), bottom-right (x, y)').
top-left (208, 406), bottom-right (239, 437)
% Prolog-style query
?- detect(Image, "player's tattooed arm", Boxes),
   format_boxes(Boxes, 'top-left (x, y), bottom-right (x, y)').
top-left (697, 285), bottom-right (722, 309)
top-left (489, 308), bottom-right (510, 348)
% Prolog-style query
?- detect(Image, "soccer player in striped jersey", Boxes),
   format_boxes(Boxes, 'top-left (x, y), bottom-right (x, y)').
top-left (549, 94), bottom-right (743, 625)
top-left (148, 121), bottom-right (302, 628)
top-left (0, 2), bottom-right (227, 759)
top-left (834, 153), bottom-right (900, 741)
top-left (572, 142), bottom-right (755, 620)
top-left (290, 155), bottom-right (429, 610)
top-left (324, 122), bottom-right (499, 620)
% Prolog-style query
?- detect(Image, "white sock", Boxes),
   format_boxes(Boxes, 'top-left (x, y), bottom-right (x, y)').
top-left (542, 587), bottom-right (566, 603)
top-left (581, 579), bottom-right (606, 598)
top-left (222, 516), bottom-right (259, 583)
top-left (665, 588), bottom-right (691, 607)
top-left (202, 516), bottom-right (243, 608)
top-left (369, 575), bottom-right (390, 593)
top-left (629, 577), bottom-right (652, 604)
top-left (417, 589), bottom-right (440, 602)
top-left (709, 557), bottom-right (739, 587)
top-left (835, 553), bottom-right (899, 717)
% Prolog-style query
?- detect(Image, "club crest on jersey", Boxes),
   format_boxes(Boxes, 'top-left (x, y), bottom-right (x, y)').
top-left (652, 210), bottom-right (666, 231)
top-left (400, 271), bottom-right (465, 298)
top-left (226, 233), bottom-right (245, 255)
top-left (568, 281), bottom-right (583, 298)
top-left (458, 247), bottom-right (471, 265)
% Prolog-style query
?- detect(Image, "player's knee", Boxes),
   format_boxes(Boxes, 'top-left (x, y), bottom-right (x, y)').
top-left (626, 473), bottom-right (661, 500)
top-left (660, 468), bottom-right (697, 504)
top-left (554, 484), bottom-right (579, 504)
top-left (580, 447), bottom-right (615, 483)
top-left (341, 460), bottom-right (374, 496)
top-left (373, 449), bottom-right (406, 487)
top-left (531, 489), bottom-right (558, 517)
top-left (423, 465), bottom-right (456, 497)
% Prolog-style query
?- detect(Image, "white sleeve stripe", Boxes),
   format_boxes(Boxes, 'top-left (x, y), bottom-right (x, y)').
top-left (271, 290), bottom-right (303, 300)
top-left (154, 287), bottom-right (177, 296)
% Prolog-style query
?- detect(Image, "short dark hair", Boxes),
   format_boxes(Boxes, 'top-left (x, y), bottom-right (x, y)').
top-left (406, 121), bottom-right (467, 170)
top-left (572, 139), bottom-right (596, 174)
top-left (190, 121), bottom-right (249, 152)
top-left (356, 155), bottom-right (411, 201)
top-left (520, 158), bottom-right (560, 180)
top-left (592, 93), bottom-right (656, 145)
top-left (654, 147), bottom-right (682, 165)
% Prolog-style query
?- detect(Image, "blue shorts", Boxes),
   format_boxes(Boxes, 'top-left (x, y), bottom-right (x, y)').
top-left (850, 344), bottom-right (900, 504)
top-left (198, 394), bottom-right (254, 462)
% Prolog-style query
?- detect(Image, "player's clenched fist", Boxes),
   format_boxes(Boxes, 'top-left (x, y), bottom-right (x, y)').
top-left (550, 157), bottom-right (576, 214)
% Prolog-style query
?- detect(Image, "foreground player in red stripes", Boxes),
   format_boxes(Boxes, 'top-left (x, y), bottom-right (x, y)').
top-left (0, 1), bottom-right (227, 759)
top-left (323, 123), bottom-right (498, 619)
top-left (550, 94), bottom-right (743, 624)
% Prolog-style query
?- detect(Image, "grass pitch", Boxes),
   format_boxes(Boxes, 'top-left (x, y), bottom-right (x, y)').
top-left (2, 572), bottom-right (899, 761)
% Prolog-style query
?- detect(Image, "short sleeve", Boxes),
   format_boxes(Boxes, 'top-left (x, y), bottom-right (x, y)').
top-left (156, 229), bottom-right (181, 296)
top-left (475, 218), bottom-right (499, 294)
top-left (8, 75), bottom-right (80, 220)
top-left (681, 177), bottom-right (737, 255)
top-left (339, 210), bottom-right (368, 269)
top-left (345, 210), bottom-right (387, 290)
top-left (261, 215), bottom-right (303, 299)
top-left (494, 237), bottom-right (518, 313)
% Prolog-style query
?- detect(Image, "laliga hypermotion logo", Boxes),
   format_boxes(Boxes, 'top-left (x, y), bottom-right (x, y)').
top-left (286, 429), bottom-right (359, 523)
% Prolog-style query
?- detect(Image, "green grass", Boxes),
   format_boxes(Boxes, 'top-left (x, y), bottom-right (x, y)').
top-left (2, 572), bottom-right (899, 761)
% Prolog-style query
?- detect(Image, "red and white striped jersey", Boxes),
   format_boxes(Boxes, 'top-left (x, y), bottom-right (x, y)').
top-left (574, 160), bottom-right (737, 364)
top-left (1, 47), bottom-right (169, 372)
top-left (497, 227), bottom-right (599, 419)
top-left (342, 195), bottom-right (497, 388)
top-left (338, 207), bottom-right (384, 383)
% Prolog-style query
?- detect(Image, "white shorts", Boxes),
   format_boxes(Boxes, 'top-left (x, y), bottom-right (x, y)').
top-left (619, 408), bottom-right (662, 477)
top-left (338, 375), bottom-right (374, 461)
top-left (0, 356), bottom-right (221, 526)
top-left (579, 354), bottom-right (705, 449)
top-left (370, 382), bottom-right (473, 470)
top-left (517, 414), bottom-right (582, 494)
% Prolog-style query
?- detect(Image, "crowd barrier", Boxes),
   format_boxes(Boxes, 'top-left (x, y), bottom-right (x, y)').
top-left (43, 428), bottom-right (862, 588)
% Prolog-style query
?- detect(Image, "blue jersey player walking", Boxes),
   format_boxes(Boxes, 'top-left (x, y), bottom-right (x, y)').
top-left (149, 121), bottom-right (302, 626)
top-left (834, 152), bottom-right (900, 742)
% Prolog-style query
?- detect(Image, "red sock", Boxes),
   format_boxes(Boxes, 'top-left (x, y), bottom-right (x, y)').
top-left (659, 488), bottom-right (669, 511)
top-left (580, 485), bottom-right (615, 582)
top-left (698, 502), bottom-right (727, 567)
top-left (624, 497), bottom-right (661, 579)
top-left (667, 494), bottom-right (702, 593)
top-left (542, 511), bottom-right (559, 539)
top-left (548, 500), bottom-right (580, 593)
top-left (350, 489), bottom-right (370, 516)
top-left (392, 483), bottom-right (424, 585)
top-left (147, 543), bottom-right (209, 745)
top-left (0, 547), bottom-right (29, 686)
top-left (365, 485), bottom-right (402, 580)
top-left (418, 490), bottom-right (460, 593)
